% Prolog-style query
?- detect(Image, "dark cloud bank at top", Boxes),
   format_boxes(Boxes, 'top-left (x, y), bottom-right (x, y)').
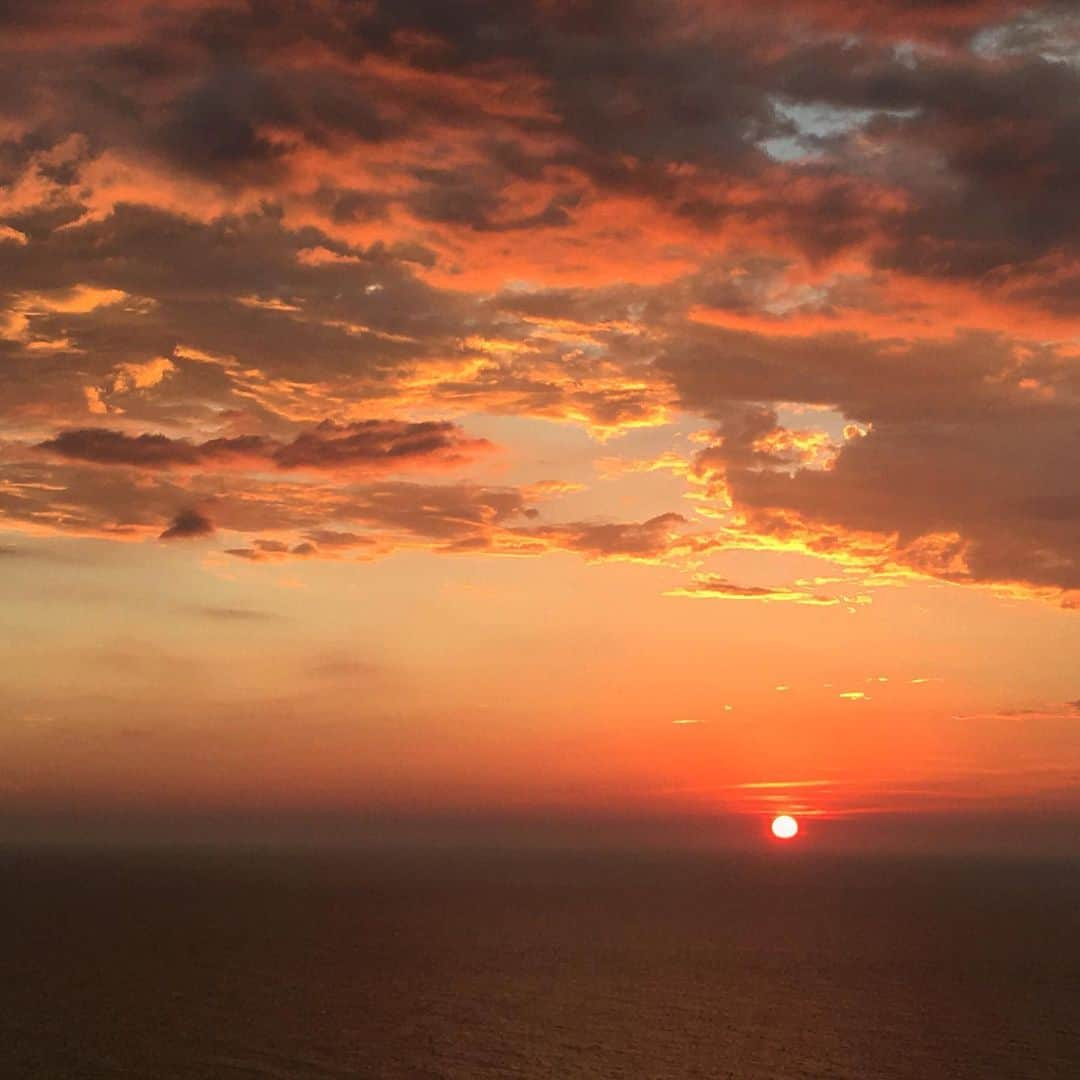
top-left (0, 0), bottom-right (1077, 597)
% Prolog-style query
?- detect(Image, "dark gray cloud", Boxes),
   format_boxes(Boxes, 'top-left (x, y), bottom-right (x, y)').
top-left (39, 419), bottom-right (492, 473)
top-left (159, 508), bottom-right (214, 540)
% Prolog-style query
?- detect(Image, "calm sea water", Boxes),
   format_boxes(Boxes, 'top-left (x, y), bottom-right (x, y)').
top-left (2, 848), bottom-right (1078, 1079)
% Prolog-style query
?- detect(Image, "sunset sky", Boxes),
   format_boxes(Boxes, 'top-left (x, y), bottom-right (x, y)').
top-left (1, 0), bottom-right (1078, 850)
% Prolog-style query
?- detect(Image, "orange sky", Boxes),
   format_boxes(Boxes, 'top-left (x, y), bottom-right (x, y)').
top-left (1, 0), bottom-right (1078, 850)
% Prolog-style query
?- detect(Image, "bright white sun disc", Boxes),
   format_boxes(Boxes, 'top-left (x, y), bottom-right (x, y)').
top-left (771, 814), bottom-right (799, 840)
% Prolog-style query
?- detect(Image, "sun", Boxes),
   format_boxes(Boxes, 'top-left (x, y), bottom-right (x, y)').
top-left (770, 814), bottom-right (799, 840)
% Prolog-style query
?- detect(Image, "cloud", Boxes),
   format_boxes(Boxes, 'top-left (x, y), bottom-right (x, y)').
top-left (159, 508), bottom-right (214, 541)
top-left (951, 702), bottom-right (1080, 722)
top-left (188, 606), bottom-right (283, 621)
top-left (108, 356), bottom-right (176, 394)
top-left (519, 512), bottom-right (689, 562)
top-left (0, 0), bottom-right (1076, 602)
top-left (665, 575), bottom-right (861, 605)
top-left (655, 336), bottom-right (1080, 593)
top-left (38, 419), bottom-right (494, 474)
top-left (225, 539), bottom-right (318, 563)
top-left (272, 419), bottom-right (492, 471)
top-left (42, 429), bottom-right (238, 468)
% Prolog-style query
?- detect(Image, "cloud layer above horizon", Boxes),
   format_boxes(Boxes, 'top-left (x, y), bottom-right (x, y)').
top-left (2, 0), bottom-right (1078, 600)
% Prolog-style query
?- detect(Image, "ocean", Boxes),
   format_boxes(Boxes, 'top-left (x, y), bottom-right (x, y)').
top-left (2, 848), bottom-right (1078, 1078)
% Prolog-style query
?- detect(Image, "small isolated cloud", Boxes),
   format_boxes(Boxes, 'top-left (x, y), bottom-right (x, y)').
top-left (952, 702), bottom-right (1080, 721)
top-left (308, 656), bottom-right (383, 680)
top-left (190, 606), bottom-right (282, 621)
top-left (225, 539), bottom-right (317, 562)
top-left (839, 691), bottom-right (868, 701)
top-left (159, 508), bottom-right (214, 541)
top-left (525, 512), bottom-right (689, 563)
top-left (665, 575), bottom-right (864, 605)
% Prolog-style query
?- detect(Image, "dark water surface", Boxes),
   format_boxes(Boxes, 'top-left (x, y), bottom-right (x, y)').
top-left (2, 848), bottom-right (1078, 1078)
